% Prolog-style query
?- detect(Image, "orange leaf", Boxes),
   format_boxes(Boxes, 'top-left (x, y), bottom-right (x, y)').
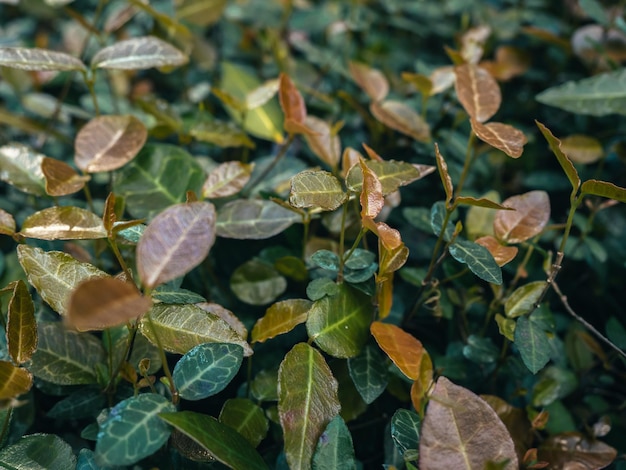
top-left (410, 350), bottom-right (433, 412)
top-left (454, 64), bottom-right (501, 123)
top-left (480, 46), bottom-right (530, 82)
top-left (361, 143), bottom-right (384, 162)
top-left (475, 235), bottom-right (518, 266)
top-left (359, 158), bottom-right (384, 220)
top-left (494, 191), bottom-right (550, 244)
top-left (370, 100), bottom-right (430, 142)
top-left (278, 73), bottom-right (306, 132)
top-left (376, 274), bottom-right (394, 319)
top-left (471, 119), bottom-right (527, 158)
top-left (370, 321), bottom-right (425, 380)
top-left (341, 147), bottom-right (362, 176)
top-left (349, 61), bottom-right (389, 102)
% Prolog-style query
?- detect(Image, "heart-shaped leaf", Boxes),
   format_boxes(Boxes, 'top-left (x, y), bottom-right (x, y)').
top-left (471, 119), bottom-right (527, 158)
top-left (91, 36), bottom-right (188, 70)
top-left (0, 47), bottom-right (85, 71)
top-left (454, 64), bottom-right (501, 122)
top-left (494, 191), bottom-right (550, 244)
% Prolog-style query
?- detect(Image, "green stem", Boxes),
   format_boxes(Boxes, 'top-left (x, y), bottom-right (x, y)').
top-left (145, 314), bottom-right (178, 404)
top-left (454, 132), bottom-right (476, 198)
top-left (302, 211), bottom-right (311, 260)
top-left (83, 72), bottom-right (100, 116)
top-left (243, 134), bottom-right (295, 196)
top-left (0, 407), bottom-right (12, 446)
top-left (108, 238), bottom-right (133, 282)
top-left (336, 202), bottom-right (349, 282)
top-left (422, 209), bottom-right (453, 286)
top-left (558, 195), bottom-right (583, 254)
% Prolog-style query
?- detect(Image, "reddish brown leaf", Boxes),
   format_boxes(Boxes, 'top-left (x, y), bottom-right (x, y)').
top-left (370, 100), bottom-right (430, 142)
top-left (494, 191), bottom-right (550, 244)
top-left (379, 241), bottom-right (408, 273)
top-left (370, 321), bottom-right (425, 380)
top-left (102, 192), bottom-right (116, 235)
top-left (341, 147), bottom-right (362, 176)
top-left (42, 157), bottom-right (90, 196)
top-left (303, 116), bottom-right (341, 168)
top-left (359, 158), bottom-right (384, 220)
top-left (460, 25), bottom-right (491, 64)
top-left (202, 161), bottom-right (254, 199)
top-left (349, 61), bottom-right (389, 102)
top-left (454, 64), bottom-right (501, 123)
top-left (279, 73), bottom-right (307, 134)
top-left (475, 236), bottom-right (519, 267)
top-left (471, 119), bottom-right (527, 158)
top-left (538, 433), bottom-right (617, 470)
top-left (361, 143), bottom-right (384, 162)
top-left (481, 395), bottom-right (533, 463)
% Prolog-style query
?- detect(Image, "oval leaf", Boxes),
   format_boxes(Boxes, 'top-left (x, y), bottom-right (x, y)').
top-left (230, 259), bottom-right (287, 305)
top-left (279, 73), bottom-right (307, 130)
top-left (454, 64), bottom-right (501, 123)
top-left (494, 190), bottom-right (550, 244)
top-left (435, 144), bottom-right (454, 204)
top-left (370, 100), bottom-right (430, 142)
top-left (391, 409), bottom-right (421, 461)
top-left (202, 161), bottom-right (254, 198)
top-left (0, 143), bottom-right (46, 195)
top-left (19, 206), bottom-right (107, 240)
top-left (349, 61), bottom-right (389, 102)
top-left (0, 361), bottom-right (33, 399)
top-left (41, 157), bottom-right (89, 196)
top-left (370, 321), bottom-right (425, 380)
top-left (251, 299), bottom-right (312, 343)
top-left (347, 343), bottom-right (389, 404)
top-left (560, 134), bottom-right (603, 164)
top-left (0, 434), bottom-right (76, 470)
top-left (514, 315), bottom-right (550, 374)
top-left (470, 119), bottom-right (527, 158)
top-left (312, 415), bottom-right (357, 470)
top-left (0, 47), bottom-right (85, 71)
top-left (7, 280), bottom-right (37, 365)
top-left (303, 116), bottom-right (341, 168)
top-left (538, 432), bottom-right (617, 469)
top-left (449, 239), bottom-right (503, 285)
top-left (216, 199), bottom-right (300, 239)
top-left (0, 209), bottom-right (16, 236)
top-left (505, 281), bottom-right (547, 318)
top-left (290, 170), bottom-right (346, 211)
top-left (475, 236), bottom-right (518, 267)
top-left (219, 398), bottom-right (269, 448)
top-left (91, 36), bottom-right (188, 70)
top-left (581, 179), bottom-right (626, 203)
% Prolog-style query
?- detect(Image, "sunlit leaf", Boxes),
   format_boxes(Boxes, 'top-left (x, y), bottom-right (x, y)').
top-left (66, 277), bottom-right (152, 331)
top-left (92, 36), bottom-right (188, 70)
top-left (159, 411), bottom-right (269, 469)
top-left (471, 120), bottom-right (527, 158)
top-left (246, 79), bottom-right (280, 110)
top-left (391, 409), bottom-right (421, 461)
top-left (303, 116), bottom-right (341, 168)
top-left (219, 398), bottom-right (268, 448)
top-left (449, 239), bottom-right (502, 284)
top-left (359, 158), bottom-right (384, 220)
top-left (279, 73), bottom-right (307, 134)
top-left (0, 209), bottom-right (16, 236)
top-left (290, 170), bottom-right (346, 211)
top-left (475, 236), bottom-right (518, 267)
top-left (581, 179), bottom-right (626, 203)
top-left (74, 115), bottom-right (147, 173)
top-left (230, 259), bottom-right (287, 305)
top-left (455, 196), bottom-right (512, 211)
top-left (505, 281), bottom-right (547, 319)
top-left (175, 0), bottom-right (227, 26)
top-left (306, 283), bottom-right (372, 359)
top-left (536, 121), bottom-right (580, 191)
top-left (140, 303), bottom-right (251, 356)
top-left (494, 191), bottom-right (550, 244)
top-left (349, 61), bottom-right (389, 102)
top-left (560, 134), bottom-right (603, 164)
top-left (189, 120), bottom-right (255, 148)
top-left (402, 72), bottom-right (433, 97)
top-left (434, 144), bottom-right (453, 204)
top-left (195, 302), bottom-right (248, 339)
top-left (419, 377), bottom-right (518, 470)
top-left (202, 161), bottom-right (254, 198)
top-left (0, 434), bottom-right (76, 470)
top-left (7, 280), bottom-right (37, 364)
top-left (515, 315), bottom-right (550, 374)
top-left (0, 143), bottom-right (46, 195)
top-left (430, 66), bottom-right (456, 94)
top-left (0, 47), bottom-right (85, 71)
top-left (348, 343), bottom-right (389, 404)
top-left (312, 415), bottom-right (356, 470)
top-left (538, 432), bottom-right (617, 469)
top-left (379, 242), bottom-right (409, 275)
top-left (216, 199), bottom-right (300, 239)
top-left (19, 206), bottom-right (107, 240)
top-left (17, 245), bottom-right (109, 316)
top-left (454, 64), bottom-right (501, 123)
top-left (370, 100), bottom-right (430, 142)
top-left (370, 322), bottom-right (425, 380)
top-left (346, 159), bottom-right (424, 196)
top-left (0, 361), bottom-right (32, 399)
top-left (251, 299), bottom-right (312, 343)
top-left (461, 25), bottom-right (491, 64)
top-left (278, 343), bottom-right (341, 470)
top-left (95, 394), bottom-right (176, 467)
top-left (41, 157), bottom-right (89, 196)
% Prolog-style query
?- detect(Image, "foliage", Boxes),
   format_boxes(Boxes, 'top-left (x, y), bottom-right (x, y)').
top-left (1, 0), bottom-right (626, 469)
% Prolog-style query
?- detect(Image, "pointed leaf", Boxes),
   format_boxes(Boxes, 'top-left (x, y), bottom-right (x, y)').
top-left (19, 206), bottom-right (107, 240)
top-left (471, 120), bottom-right (527, 158)
top-left (137, 201), bottom-right (216, 288)
top-left (370, 322), bottom-right (425, 380)
top-left (359, 158), bottom-right (384, 220)
top-left (279, 73), bottom-right (307, 132)
top-left (349, 61), bottom-right (389, 102)
top-left (505, 281), bottom-right (547, 318)
top-left (246, 78), bottom-right (280, 110)
top-left (251, 299), bottom-right (312, 343)
top-left (159, 411), bottom-right (269, 469)
top-left (419, 377), bottom-right (518, 470)
top-left (456, 196), bottom-right (512, 210)
top-left (42, 157), bottom-right (90, 196)
top-left (535, 121), bottom-right (581, 191)
top-left (581, 179), bottom-right (626, 203)
top-left (370, 100), bottom-right (430, 142)
top-left (92, 36), bottom-right (188, 70)
top-left (0, 47), bottom-right (85, 71)
top-left (0, 143), bottom-right (46, 195)
top-left (379, 242), bottom-right (409, 275)
top-left (538, 433), bottom-right (616, 469)
top-left (0, 434), bottom-right (76, 470)
top-left (219, 398), bottom-right (269, 448)
top-left (303, 116), bottom-right (341, 168)
top-left (7, 280), bottom-right (37, 364)
top-left (514, 315), bottom-right (550, 374)
top-left (17, 245), bottom-right (109, 316)
top-left (95, 394), bottom-right (176, 466)
top-left (312, 415), bottom-right (356, 470)
top-left (0, 361), bottom-right (32, 399)
top-left (494, 191), bottom-right (550, 244)
top-left (347, 343), bottom-right (389, 404)
top-left (196, 302), bottom-right (248, 339)
top-left (230, 259), bottom-right (287, 305)
top-left (216, 199), bottom-right (300, 239)
top-left (74, 115), bottom-right (147, 173)
top-left (449, 239), bottom-right (503, 285)
top-left (306, 283), bottom-right (373, 359)
top-left (278, 343), bottom-right (341, 470)
top-left (0, 209), bottom-right (16, 236)
top-left (139, 303), bottom-right (252, 356)
top-left (431, 201), bottom-right (454, 241)
top-left (346, 159), bottom-right (424, 196)
top-left (435, 144), bottom-right (453, 204)
top-left (454, 64), bottom-right (501, 122)
top-left (391, 409), bottom-right (421, 461)
top-left (202, 161), bottom-right (254, 198)
top-left (290, 170), bottom-right (346, 211)
top-left (475, 236), bottom-right (518, 267)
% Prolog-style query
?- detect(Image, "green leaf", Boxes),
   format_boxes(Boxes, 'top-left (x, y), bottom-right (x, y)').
top-left (343, 263), bottom-right (378, 283)
top-left (47, 386), bottom-right (106, 420)
top-left (449, 239), bottom-right (502, 285)
top-left (307, 278), bottom-right (340, 301)
top-left (29, 322), bottom-right (105, 385)
top-left (536, 68), bottom-right (626, 116)
top-left (95, 394), bottom-right (176, 467)
top-left (431, 201), bottom-right (454, 241)
top-left (278, 343), bottom-right (341, 470)
top-left (0, 47), bottom-right (85, 71)
top-left (347, 343), bottom-right (389, 404)
top-left (345, 160), bottom-right (424, 196)
top-left (505, 281), bottom-right (547, 318)
top-left (190, 120), bottom-right (255, 148)
top-left (19, 206), bottom-right (107, 240)
top-left (216, 199), bottom-right (300, 239)
top-left (17, 245), bottom-right (109, 316)
top-left (113, 143), bottom-right (205, 219)
top-left (462, 335), bottom-right (499, 365)
top-left (290, 170), bottom-right (346, 211)
top-left (251, 299), bottom-right (312, 343)
top-left (0, 434), bottom-right (76, 470)
top-left (536, 121), bottom-right (581, 192)
top-left (0, 143), bottom-right (46, 195)
top-left (344, 249), bottom-right (376, 270)
top-left (219, 398), bottom-right (269, 448)
top-left (159, 410), bottom-right (269, 469)
top-left (455, 197), bottom-right (512, 211)
top-left (310, 250), bottom-right (340, 271)
top-left (579, 0), bottom-right (608, 25)
top-left (391, 409), bottom-right (421, 461)
top-left (514, 316), bottom-right (551, 374)
top-left (151, 285), bottom-right (206, 304)
top-left (306, 283), bottom-right (373, 358)
top-left (173, 343), bottom-right (244, 401)
top-left (91, 36), bottom-right (188, 70)
top-left (581, 179), bottom-right (626, 203)
top-left (7, 280), bottom-right (37, 365)
top-left (312, 415), bottom-right (356, 470)
top-left (176, 0), bottom-right (228, 26)
top-left (230, 259), bottom-right (287, 305)
top-left (76, 449), bottom-right (100, 470)
top-left (606, 317), bottom-right (626, 349)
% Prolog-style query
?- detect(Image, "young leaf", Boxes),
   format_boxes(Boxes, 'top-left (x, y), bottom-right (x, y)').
top-left (454, 64), bottom-right (501, 123)
top-left (74, 115), bottom-right (147, 173)
top-left (514, 316), bottom-right (550, 374)
top-left (0, 143), bottom-right (46, 195)
top-left (370, 322), bottom-right (425, 380)
top-left (278, 343), bottom-right (341, 470)
top-left (303, 116), bottom-right (341, 168)
top-left (494, 191), bottom-right (550, 244)
top-left (219, 398), bottom-right (269, 448)
top-left (0, 209), bottom-right (16, 236)
top-left (535, 121), bottom-right (581, 191)
top-left (7, 280), bottom-right (37, 364)
top-left (136, 201), bottom-right (216, 289)
top-left (95, 394), bottom-right (176, 467)
top-left (216, 199), bottom-right (300, 239)
top-left (91, 36), bottom-right (188, 70)
top-left (159, 411), bottom-right (269, 469)
top-left (306, 283), bottom-right (373, 358)
top-left (251, 299), bottom-right (312, 343)
top-left (289, 170), bottom-right (346, 211)
top-left (66, 277), bottom-right (152, 331)
top-left (391, 409), bottom-right (421, 461)
top-left (455, 196), bottom-right (512, 210)
top-left (312, 415), bottom-right (357, 470)
top-left (449, 239), bottom-right (503, 285)
top-left (538, 433), bottom-right (616, 469)
top-left (434, 144), bottom-right (453, 205)
top-left (0, 361), bottom-right (32, 399)
top-left (475, 236), bottom-right (518, 267)
top-left (202, 161), bottom-right (254, 199)
top-left (349, 61), bottom-right (389, 102)
top-left (370, 100), bottom-right (430, 142)
top-left (230, 259), bottom-right (287, 305)
top-left (419, 377), bottom-right (518, 470)
top-left (0, 434), bottom-right (76, 470)
top-left (279, 73), bottom-right (307, 133)
top-left (470, 120), bottom-right (527, 158)
top-left (359, 158), bottom-right (384, 220)
top-left (431, 201), bottom-right (454, 241)
top-left (173, 343), bottom-right (244, 401)
top-left (41, 157), bottom-right (90, 196)
top-left (581, 179), bottom-right (626, 203)
top-left (17, 245), bottom-right (109, 316)
top-left (505, 281), bottom-right (547, 318)
top-left (19, 206), bottom-right (107, 240)
top-left (347, 343), bottom-right (389, 404)
top-left (0, 47), bottom-right (85, 71)
top-left (345, 159), bottom-right (425, 196)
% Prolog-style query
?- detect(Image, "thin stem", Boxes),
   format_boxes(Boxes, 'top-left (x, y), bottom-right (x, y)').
top-left (81, 177), bottom-right (96, 213)
top-left (83, 72), bottom-right (100, 116)
top-left (244, 135), bottom-right (295, 196)
top-left (302, 211), bottom-right (311, 260)
top-left (0, 407), bottom-right (12, 446)
top-left (108, 238), bottom-right (133, 281)
top-left (422, 209), bottom-right (453, 286)
top-left (558, 196), bottom-right (583, 254)
top-left (336, 203), bottom-right (349, 282)
top-left (454, 132), bottom-right (476, 198)
top-left (145, 314), bottom-right (179, 404)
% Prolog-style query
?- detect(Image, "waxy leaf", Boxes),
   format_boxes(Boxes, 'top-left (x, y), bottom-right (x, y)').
top-left (137, 201), bottom-right (216, 288)
top-left (219, 398), bottom-right (269, 448)
top-left (74, 115), bottom-right (147, 173)
top-left (279, 73), bottom-right (307, 133)
top-left (449, 239), bottom-right (503, 285)
top-left (47, 386), bottom-right (106, 420)
top-left (0, 361), bottom-right (32, 399)
top-left (581, 179), bottom-right (626, 203)
top-left (196, 302), bottom-right (248, 339)
top-left (475, 236), bottom-right (518, 267)
top-left (454, 64), bottom-right (501, 123)
top-left (230, 259), bottom-right (287, 305)
top-left (348, 343), bottom-right (389, 404)
top-left (20, 206), bottom-right (107, 240)
top-left (419, 377), bottom-right (518, 470)
top-left (66, 277), bottom-right (152, 331)
top-left (251, 299), bottom-right (312, 343)
top-left (307, 283), bottom-right (373, 358)
top-left (139, 303), bottom-right (252, 356)
top-left (303, 116), bottom-right (341, 168)
top-left (17, 245), bottom-right (109, 316)
top-left (370, 100), bottom-right (430, 142)
top-left (216, 199), bottom-right (300, 239)
top-left (370, 322), bottom-right (425, 380)
top-left (435, 144), bottom-right (453, 204)
top-left (290, 170), bottom-right (346, 211)
top-left (202, 161), bottom-right (254, 198)
top-left (346, 159), bottom-right (424, 196)
top-left (30, 322), bottom-right (105, 385)
top-left (7, 280), bottom-right (37, 364)
top-left (0, 209), bottom-right (16, 236)
top-left (514, 315), bottom-right (550, 374)
top-left (538, 432), bottom-right (617, 469)
top-left (0, 434), bottom-right (76, 470)
top-left (494, 191), bottom-right (550, 244)
top-left (536, 121), bottom-right (581, 191)
top-left (0, 143), bottom-right (46, 195)
top-left (95, 394), bottom-right (176, 466)
top-left (92, 36), bottom-right (188, 70)
top-left (0, 47), bottom-right (85, 71)
top-left (278, 343), bottom-right (341, 470)
top-left (349, 61), bottom-right (389, 102)
top-left (391, 409), bottom-right (421, 461)
top-left (159, 411), bottom-right (269, 469)
top-left (505, 281), bottom-right (547, 318)
top-left (312, 415), bottom-right (357, 470)
top-left (359, 159), bottom-right (384, 220)
top-left (470, 120), bottom-right (527, 158)
top-left (42, 157), bottom-right (89, 196)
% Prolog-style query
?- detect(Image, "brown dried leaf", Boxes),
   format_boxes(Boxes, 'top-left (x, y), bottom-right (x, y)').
top-left (19, 206), bottom-right (107, 240)
top-left (538, 432), bottom-right (617, 470)
top-left (475, 236), bottom-right (518, 267)
top-left (370, 100), bottom-right (430, 142)
top-left (359, 158), bottom-right (384, 220)
top-left (0, 208), bottom-right (16, 236)
top-left (471, 119), bottom-right (527, 158)
top-left (560, 135), bottom-right (604, 164)
top-left (303, 116), bottom-right (341, 168)
top-left (494, 191), bottom-right (550, 244)
top-left (349, 61), bottom-right (389, 102)
top-left (279, 73), bottom-right (306, 133)
top-left (42, 157), bottom-right (90, 196)
top-left (454, 64), bottom-right (501, 123)
top-left (202, 161), bottom-right (254, 198)
top-left (75, 115), bottom-right (147, 173)
top-left (419, 377), bottom-right (518, 470)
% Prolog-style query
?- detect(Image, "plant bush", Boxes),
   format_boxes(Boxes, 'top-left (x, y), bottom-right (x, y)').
top-left (1, 0), bottom-right (626, 469)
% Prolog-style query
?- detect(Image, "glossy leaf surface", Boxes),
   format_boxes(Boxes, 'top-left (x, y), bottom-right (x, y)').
top-left (346, 159), bottom-right (424, 196)
top-left (0, 47), bottom-right (85, 71)
top-left (449, 239), bottom-right (503, 285)
top-left (454, 64), bottom-right (501, 122)
top-left (290, 170), bottom-right (346, 211)
top-left (347, 343), bottom-right (389, 405)
top-left (475, 236), bottom-right (518, 267)
top-left (92, 36), bottom-right (188, 70)
top-left (505, 281), bottom-right (547, 318)
top-left (581, 179), bottom-right (626, 203)
top-left (20, 206), bottom-right (107, 240)
top-left (7, 279), bottom-right (37, 364)
top-left (251, 298), bottom-right (312, 343)
top-left (216, 199), bottom-right (300, 239)
top-left (219, 398), bottom-right (269, 448)
top-left (0, 434), bottom-right (76, 470)
top-left (312, 415), bottom-right (356, 470)
top-left (494, 191), bottom-right (550, 244)
top-left (370, 322), bottom-right (425, 380)
top-left (0, 143), bottom-right (46, 195)
top-left (42, 157), bottom-right (89, 196)
top-left (470, 120), bottom-right (527, 158)
top-left (514, 315), bottom-right (550, 374)
top-left (391, 409), bottom-right (421, 461)
top-left (0, 361), bottom-right (32, 399)
top-left (202, 161), bottom-right (254, 198)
